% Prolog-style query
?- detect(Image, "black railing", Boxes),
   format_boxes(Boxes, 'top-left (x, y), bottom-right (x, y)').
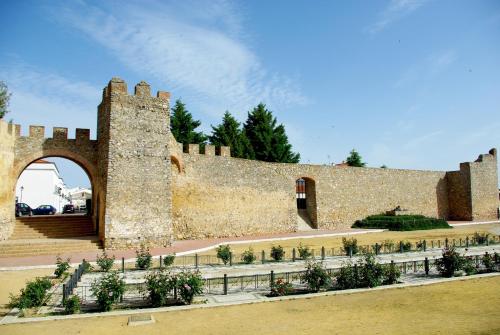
top-left (62, 261), bottom-right (86, 303)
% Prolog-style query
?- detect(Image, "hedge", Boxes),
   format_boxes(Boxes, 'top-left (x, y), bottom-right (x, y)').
top-left (352, 214), bottom-right (451, 231)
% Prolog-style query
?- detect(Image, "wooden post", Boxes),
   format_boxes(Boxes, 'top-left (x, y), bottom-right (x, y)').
top-left (223, 274), bottom-right (228, 295)
top-left (261, 250), bottom-right (265, 264)
top-left (195, 253), bottom-right (199, 268)
top-left (424, 257), bottom-right (429, 276)
top-left (121, 257), bottom-right (125, 273)
top-left (292, 248), bottom-right (296, 262)
top-left (321, 246), bottom-right (325, 260)
top-left (159, 255), bottom-right (163, 269)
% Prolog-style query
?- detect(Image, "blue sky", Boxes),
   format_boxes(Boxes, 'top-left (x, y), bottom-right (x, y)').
top-left (1, 0), bottom-right (499, 188)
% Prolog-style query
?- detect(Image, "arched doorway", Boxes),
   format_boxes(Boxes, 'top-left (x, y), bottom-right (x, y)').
top-left (12, 156), bottom-right (98, 240)
top-left (295, 177), bottom-right (318, 229)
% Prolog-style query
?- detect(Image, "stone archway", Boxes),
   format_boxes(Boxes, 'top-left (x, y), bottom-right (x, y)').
top-left (295, 177), bottom-right (318, 229)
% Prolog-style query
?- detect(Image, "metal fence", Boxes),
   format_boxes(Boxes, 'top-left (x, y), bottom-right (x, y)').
top-left (62, 262), bottom-right (86, 303)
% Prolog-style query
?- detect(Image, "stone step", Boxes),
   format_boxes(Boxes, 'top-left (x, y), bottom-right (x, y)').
top-left (0, 239), bottom-right (103, 257)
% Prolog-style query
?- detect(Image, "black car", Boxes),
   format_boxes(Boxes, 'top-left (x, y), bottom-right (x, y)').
top-left (15, 202), bottom-right (33, 216)
top-left (33, 205), bottom-right (57, 215)
top-left (63, 204), bottom-right (75, 214)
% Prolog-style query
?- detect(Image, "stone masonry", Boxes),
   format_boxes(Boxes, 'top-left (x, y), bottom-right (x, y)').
top-left (0, 78), bottom-right (498, 248)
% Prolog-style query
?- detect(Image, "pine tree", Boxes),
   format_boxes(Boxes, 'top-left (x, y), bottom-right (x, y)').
top-left (244, 103), bottom-right (300, 163)
top-left (0, 81), bottom-right (11, 119)
top-left (170, 99), bottom-right (207, 146)
top-left (209, 111), bottom-right (254, 159)
top-left (346, 149), bottom-right (366, 167)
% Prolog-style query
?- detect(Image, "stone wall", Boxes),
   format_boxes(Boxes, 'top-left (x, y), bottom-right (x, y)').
top-left (0, 121), bottom-right (16, 240)
top-left (469, 149), bottom-right (498, 220)
top-left (99, 79), bottom-right (173, 248)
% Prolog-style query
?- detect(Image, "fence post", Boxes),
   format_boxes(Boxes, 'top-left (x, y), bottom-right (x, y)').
top-left (466, 236), bottom-right (469, 248)
top-left (445, 238), bottom-right (448, 248)
top-left (270, 270), bottom-right (275, 287)
top-left (349, 246), bottom-right (353, 258)
top-left (354, 264), bottom-right (358, 286)
top-left (403, 262), bottom-right (407, 274)
top-left (174, 286), bottom-right (178, 301)
top-left (375, 243), bottom-right (379, 255)
top-left (121, 257), bottom-right (125, 273)
top-left (223, 274), bottom-right (228, 295)
top-left (321, 246), bottom-right (325, 260)
top-left (423, 240), bottom-right (426, 252)
top-left (62, 283), bottom-right (67, 303)
top-left (229, 252), bottom-right (233, 266)
top-left (261, 250), bottom-right (265, 264)
top-left (424, 257), bottom-right (429, 276)
top-left (195, 253), bottom-right (199, 268)
top-left (292, 248), bottom-right (296, 262)
top-left (438, 240), bottom-right (441, 248)
top-left (475, 255), bottom-right (479, 268)
top-left (431, 240), bottom-right (434, 249)
top-left (486, 238), bottom-right (490, 246)
top-left (399, 241), bottom-right (403, 253)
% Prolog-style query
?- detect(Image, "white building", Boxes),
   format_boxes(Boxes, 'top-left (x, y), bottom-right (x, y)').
top-left (67, 187), bottom-right (92, 210)
top-left (15, 159), bottom-right (71, 212)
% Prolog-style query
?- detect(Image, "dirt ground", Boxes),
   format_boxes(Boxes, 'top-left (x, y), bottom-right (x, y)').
top-left (0, 275), bottom-right (498, 335)
top-left (202, 223), bottom-right (500, 256)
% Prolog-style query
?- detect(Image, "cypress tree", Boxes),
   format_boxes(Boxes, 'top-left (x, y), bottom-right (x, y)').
top-left (346, 149), bottom-right (366, 167)
top-left (243, 103), bottom-right (300, 163)
top-left (170, 99), bottom-right (207, 146)
top-left (209, 111), bottom-right (254, 159)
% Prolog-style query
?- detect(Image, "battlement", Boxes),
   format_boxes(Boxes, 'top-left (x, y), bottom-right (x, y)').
top-left (10, 124), bottom-right (93, 143)
top-left (176, 141), bottom-right (231, 157)
top-left (102, 77), bottom-right (170, 101)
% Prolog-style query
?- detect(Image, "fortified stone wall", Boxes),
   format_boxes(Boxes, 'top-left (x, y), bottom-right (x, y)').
top-left (98, 78), bottom-right (173, 249)
top-left (0, 122), bottom-right (16, 240)
top-left (469, 149), bottom-right (498, 220)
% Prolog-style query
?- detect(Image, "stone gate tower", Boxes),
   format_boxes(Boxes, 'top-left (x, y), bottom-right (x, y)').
top-left (96, 78), bottom-right (173, 248)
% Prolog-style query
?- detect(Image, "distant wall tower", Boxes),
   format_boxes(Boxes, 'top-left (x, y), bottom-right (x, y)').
top-left (97, 78), bottom-right (173, 248)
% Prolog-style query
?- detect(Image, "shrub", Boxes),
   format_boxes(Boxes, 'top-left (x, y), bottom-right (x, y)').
top-left (352, 214), bottom-right (451, 231)
top-left (462, 257), bottom-right (477, 276)
top-left (216, 245), bottom-right (231, 265)
top-left (54, 256), bottom-right (71, 278)
top-left (96, 251), bottom-right (115, 272)
top-left (482, 253), bottom-right (496, 273)
top-left (82, 259), bottom-right (93, 273)
top-left (334, 261), bottom-right (358, 290)
top-left (9, 277), bottom-right (52, 309)
top-left (297, 243), bottom-right (312, 259)
top-left (383, 262), bottom-right (401, 285)
top-left (301, 261), bottom-right (332, 292)
top-left (473, 232), bottom-right (490, 245)
top-left (269, 278), bottom-right (293, 297)
top-left (175, 270), bottom-right (204, 304)
top-left (399, 240), bottom-right (412, 252)
top-left (90, 271), bottom-right (126, 311)
top-left (435, 247), bottom-right (465, 277)
top-left (135, 245), bottom-right (152, 270)
top-left (145, 269), bottom-right (176, 307)
top-left (342, 237), bottom-right (358, 255)
top-left (163, 254), bottom-right (176, 267)
top-left (270, 245), bottom-right (285, 261)
top-left (382, 240), bottom-right (395, 252)
top-left (358, 254), bottom-right (384, 288)
top-left (415, 241), bottom-right (424, 251)
top-left (241, 248), bottom-right (256, 264)
top-left (63, 295), bottom-right (81, 314)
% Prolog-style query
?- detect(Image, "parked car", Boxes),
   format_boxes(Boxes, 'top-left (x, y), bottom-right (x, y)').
top-left (15, 202), bottom-right (33, 217)
top-left (62, 204), bottom-right (75, 214)
top-left (33, 205), bottom-right (57, 215)
top-left (78, 204), bottom-right (86, 212)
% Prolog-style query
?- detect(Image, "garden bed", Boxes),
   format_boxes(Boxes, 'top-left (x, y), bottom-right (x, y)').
top-left (352, 214), bottom-right (451, 231)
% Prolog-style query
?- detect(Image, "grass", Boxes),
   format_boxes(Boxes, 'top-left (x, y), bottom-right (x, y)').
top-left (197, 223), bottom-right (500, 256)
top-left (0, 275), bottom-right (498, 334)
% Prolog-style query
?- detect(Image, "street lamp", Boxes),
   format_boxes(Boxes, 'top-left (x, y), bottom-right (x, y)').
top-left (20, 186), bottom-right (24, 203)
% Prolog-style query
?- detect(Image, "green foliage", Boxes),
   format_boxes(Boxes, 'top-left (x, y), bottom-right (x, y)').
top-left (54, 256), bottom-right (71, 278)
top-left (342, 237), bottom-right (358, 255)
top-left (269, 278), bottom-right (293, 297)
top-left (399, 240), bottom-right (412, 252)
top-left (145, 269), bottom-right (176, 307)
top-left (435, 247), bottom-right (465, 278)
top-left (170, 99), bottom-right (207, 146)
top-left (9, 277), bottom-right (52, 309)
top-left (482, 253), bottom-right (496, 273)
top-left (301, 261), bottom-right (332, 292)
top-left (243, 103), bottom-right (300, 163)
top-left (357, 254), bottom-right (384, 288)
top-left (382, 240), bottom-right (395, 251)
top-left (382, 262), bottom-right (401, 285)
top-left (380, 164), bottom-right (387, 169)
top-left (473, 232), bottom-right (490, 245)
top-left (209, 111), bottom-right (254, 159)
top-left (462, 257), bottom-right (477, 276)
top-left (163, 254), bottom-right (176, 267)
top-left (241, 248), bottom-right (256, 264)
top-left (216, 245), bottom-right (232, 265)
top-left (91, 271), bottom-right (126, 311)
top-left (82, 259), bottom-right (93, 273)
top-left (334, 261), bottom-right (358, 290)
top-left (0, 81), bottom-right (11, 119)
top-left (345, 149), bottom-right (366, 167)
top-left (135, 245), bottom-right (152, 270)
top-left (63, 295), bottom-right (81, 314)
top-left (270, 245), bottom-right (285, 261)
top-left (415, 240), bottom-right (424, 251)
top-left (352, 214), bottom-right (451, 231)
top-left (297, 243), bottom-right (312, 259)
top-left (176, 270), bottom-right (204, 304)
top-left (96, 251), bottom-right (115, 272)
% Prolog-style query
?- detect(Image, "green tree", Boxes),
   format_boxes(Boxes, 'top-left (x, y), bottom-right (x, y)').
top-left (346, 149), bottom-right (366, 167)
top-left (170, 99), bottom-right (207, 146)
top-left (209, 111), bottom-right (254, 159)
top-left (0, 81), bottom-right (11, 119)
top-left (243, 103), bottom-right (300, 163)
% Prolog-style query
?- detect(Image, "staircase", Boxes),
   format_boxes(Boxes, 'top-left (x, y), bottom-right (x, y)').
top-left (0, 215), bottom-right (102, 258)
top-left (297, 209), bottom-right (314, 231)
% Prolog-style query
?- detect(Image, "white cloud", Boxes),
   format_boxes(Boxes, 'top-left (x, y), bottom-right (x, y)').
top-left (0, 62), bottom-right (100, 137)
top-left (54, 0), bottom-right (307, 118)
top-left (367, 0), bottom-right (428, 34)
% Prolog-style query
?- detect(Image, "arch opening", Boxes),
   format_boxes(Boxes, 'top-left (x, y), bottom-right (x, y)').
top-left (295, 177), bottom-right (318, 230)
